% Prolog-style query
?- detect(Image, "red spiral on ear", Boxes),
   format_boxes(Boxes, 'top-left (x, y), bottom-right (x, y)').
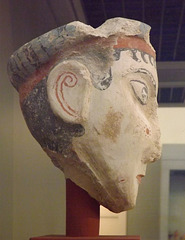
top-left (55, 72), bottom-right (78, 117)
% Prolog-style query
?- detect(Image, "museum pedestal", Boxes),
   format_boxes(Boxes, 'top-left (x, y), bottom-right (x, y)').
top-left (30, 236), bottom-right (140, 240)
top-left (30, 180), bottom-right (140, 240)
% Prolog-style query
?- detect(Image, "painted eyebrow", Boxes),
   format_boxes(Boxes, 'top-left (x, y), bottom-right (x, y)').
top-left (114, 48), bottom-right (156, 67)
top-left (130, 68), bottom-right (156, 90)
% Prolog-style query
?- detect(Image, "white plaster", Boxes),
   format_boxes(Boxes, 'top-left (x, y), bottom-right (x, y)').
top-left (69, 48), bottom-right (161, 212)
top-left (69, 17), bottom-right (152, 48)
top-left (47, 41), bottom-right (161, 212)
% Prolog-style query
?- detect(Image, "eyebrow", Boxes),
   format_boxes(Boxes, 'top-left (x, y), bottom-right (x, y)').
top-left (114, 48), bottom-right (156, 67)
top-left (124, 67), bottom-right (157, 97)
top-left (134, 68), bottom-right (156, 89)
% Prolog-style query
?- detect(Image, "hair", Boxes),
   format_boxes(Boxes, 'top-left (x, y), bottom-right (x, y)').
top-left (19, 36), bottom-right (115, 156)
top-left (8, 18), bottom-right (152, 91)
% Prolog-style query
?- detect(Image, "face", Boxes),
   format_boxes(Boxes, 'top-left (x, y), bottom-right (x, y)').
top-left (72, 47), bottom-right (161, 212)
top-left (8, 19), bottom-right (161, 214)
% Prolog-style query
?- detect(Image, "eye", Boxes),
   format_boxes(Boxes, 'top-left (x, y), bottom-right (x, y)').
top-left (130, 80), bottom-right (148, 105)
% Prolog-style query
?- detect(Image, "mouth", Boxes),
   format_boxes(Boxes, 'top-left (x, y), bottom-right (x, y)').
top-left (136, 174), bottom-right (145, 184)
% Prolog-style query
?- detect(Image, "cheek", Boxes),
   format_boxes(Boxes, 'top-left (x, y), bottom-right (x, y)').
top-left (144, 125), bottom-right (152, 137)
top-left (124, 116), bottom-right (151, 138)
top-left (101, 110), bottom-right (124, 143)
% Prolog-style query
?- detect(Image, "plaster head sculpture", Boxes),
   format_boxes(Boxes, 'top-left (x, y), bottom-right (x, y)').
top-left (8, 18), bottom-right (161, 213)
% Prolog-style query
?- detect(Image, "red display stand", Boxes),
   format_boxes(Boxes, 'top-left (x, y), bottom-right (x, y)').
top-left (30, 236), bottom-right (140, 240)
top-left (30, 180), bottom-right (140, 240)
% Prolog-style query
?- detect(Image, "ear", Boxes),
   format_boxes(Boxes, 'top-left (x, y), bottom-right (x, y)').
top-left (47, 60), bottom-right (92, 124)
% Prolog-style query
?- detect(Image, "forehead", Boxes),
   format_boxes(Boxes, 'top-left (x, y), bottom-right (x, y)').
top-left (116, 49), bottom-right (156, 74)
top-left (112, 49), bottom-right (158, 89)
top-left (112, 36), bottom-right (157, 81)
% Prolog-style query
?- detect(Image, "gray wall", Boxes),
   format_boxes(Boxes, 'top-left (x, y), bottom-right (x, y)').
top-left (0, 1), bottom-right (13, 239)
top-left (127, 144), bottom-right (185, 240)
top-left (0, 1), bottom-right (85, 240)
top-left (127, 161), bottom-right (161, 240)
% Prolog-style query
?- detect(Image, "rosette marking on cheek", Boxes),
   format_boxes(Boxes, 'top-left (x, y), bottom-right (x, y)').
top-left (144, 125), bottom-right (151, 137)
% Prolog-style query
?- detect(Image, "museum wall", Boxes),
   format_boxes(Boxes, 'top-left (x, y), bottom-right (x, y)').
top-left (159, 108), bottom-right (185, 144)
top-left (8, 1), bottom-right (80, 239)
top-left (12, 95), bottom-right (66, 239)
top-left (0, 1), bottom-right (84, 240)
top-left (0, 1), bottom-right (14, 240)
top-left (169, 172), bottom-right (185, 236)
top-left (127, 107), bottom-right (185, 240)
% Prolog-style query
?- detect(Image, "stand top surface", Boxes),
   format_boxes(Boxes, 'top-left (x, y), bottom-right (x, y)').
top-left (30, 235), bottom-right (140, 240)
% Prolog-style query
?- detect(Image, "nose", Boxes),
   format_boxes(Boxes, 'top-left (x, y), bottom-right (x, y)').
top-left (142, 145), bottom-right (161, 164)
top-left (143, 120), bottom-right (162, 164)
top-left (141, 141), bottom-right (162, 164)
top-left (148, 154), bottom-right (160, 163)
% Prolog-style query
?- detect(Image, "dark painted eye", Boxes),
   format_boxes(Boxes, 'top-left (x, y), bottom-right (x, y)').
top-left (130, 80), bottom-right (148, 105)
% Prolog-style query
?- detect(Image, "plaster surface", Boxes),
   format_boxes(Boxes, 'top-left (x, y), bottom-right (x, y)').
top-left (8, 18), bottom-right (161, 213)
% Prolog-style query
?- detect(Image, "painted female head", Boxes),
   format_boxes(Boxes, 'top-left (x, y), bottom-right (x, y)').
top-left (8, 18), bottom-right (161, 213)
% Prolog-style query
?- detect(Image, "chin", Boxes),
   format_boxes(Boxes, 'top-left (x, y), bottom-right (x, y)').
top-left (44, 148), bottom-right (139, 213)
top-left (100, 182), bottom-right (139, 213)
top-left (102, 192), bottom-right (137, 213)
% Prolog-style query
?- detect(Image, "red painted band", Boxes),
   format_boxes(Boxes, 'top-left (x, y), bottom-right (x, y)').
top-left (114, 36), bottom-right (155, 58)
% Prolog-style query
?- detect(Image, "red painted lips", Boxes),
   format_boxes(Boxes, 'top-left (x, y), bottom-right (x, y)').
top-left (136, 174), bottom-right (145, 184)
